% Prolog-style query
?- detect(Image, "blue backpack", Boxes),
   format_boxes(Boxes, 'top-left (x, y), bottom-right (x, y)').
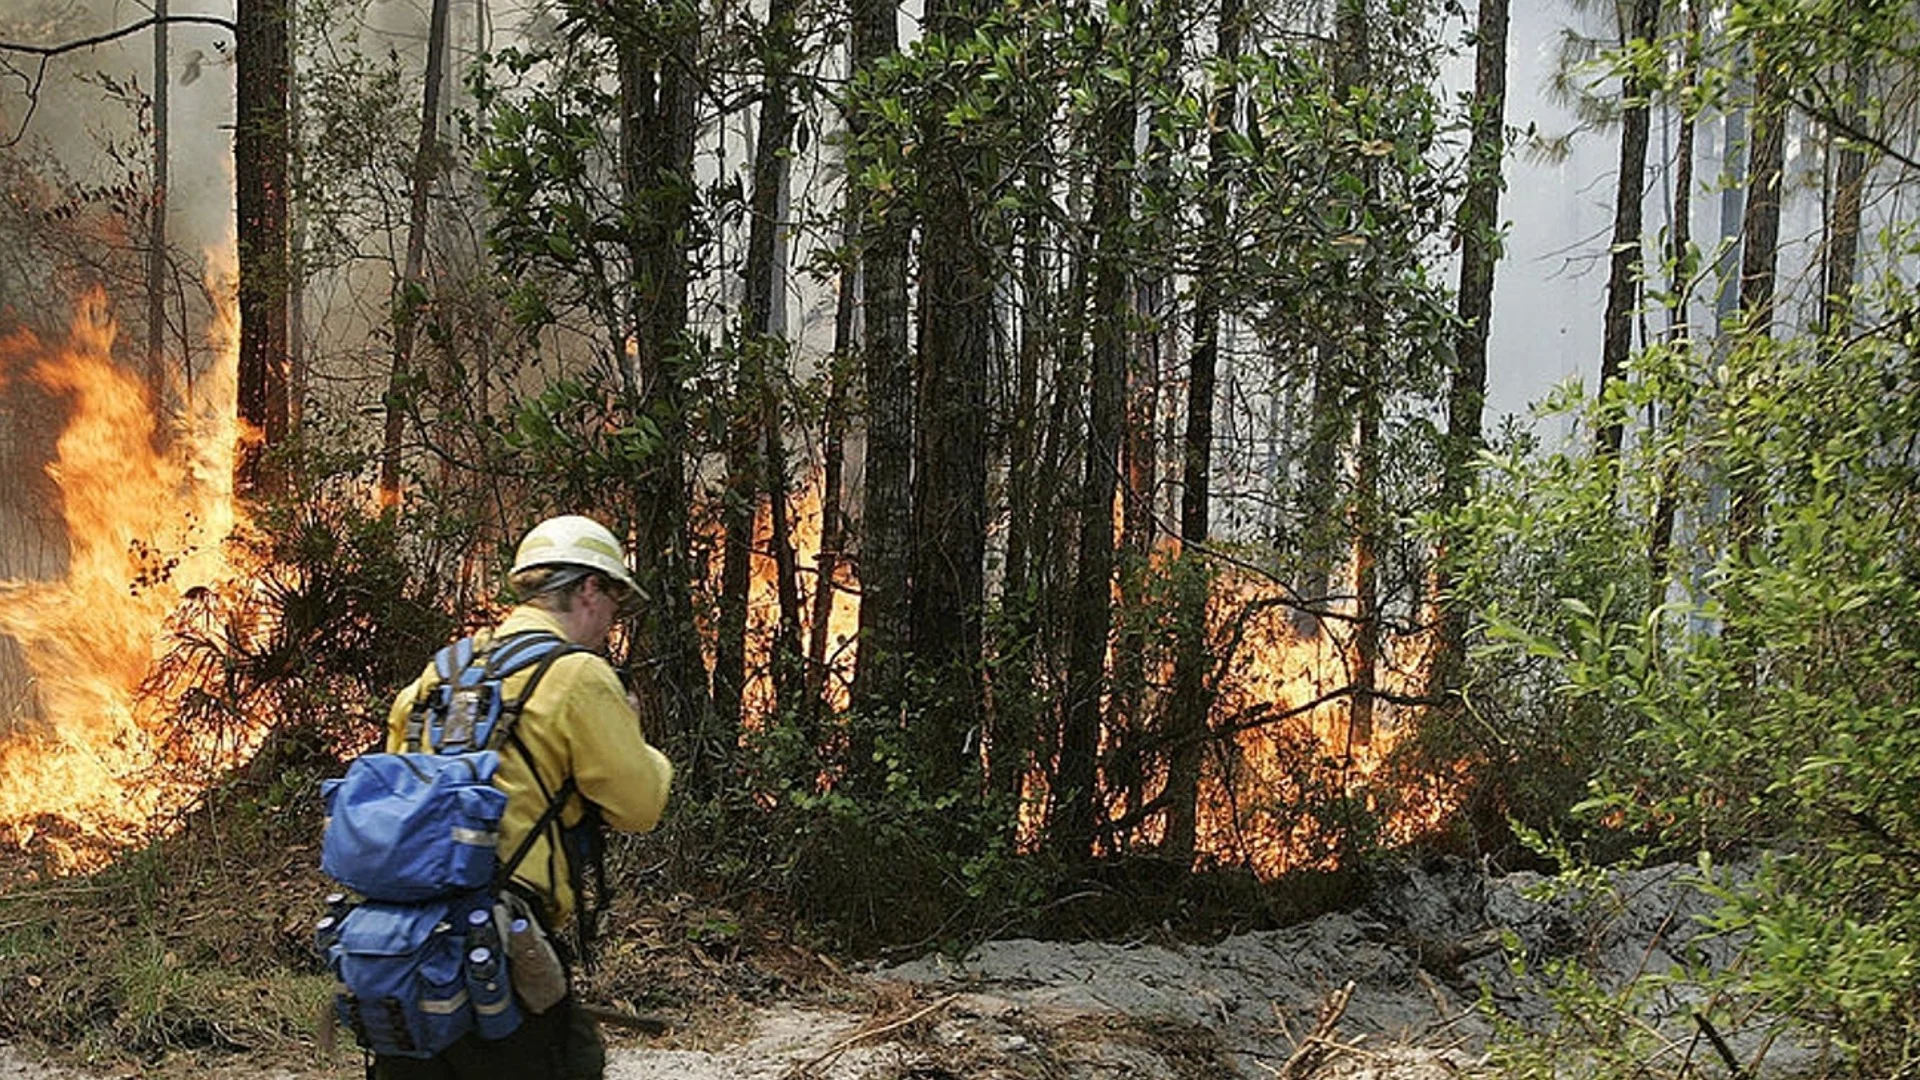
top-left (317, 630), bottom-right (585, 1058)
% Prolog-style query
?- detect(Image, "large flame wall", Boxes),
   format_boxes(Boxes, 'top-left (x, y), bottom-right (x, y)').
top-left (0, 288), bottom-right (240, 869)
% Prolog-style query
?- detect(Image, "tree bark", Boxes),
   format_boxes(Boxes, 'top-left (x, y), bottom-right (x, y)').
top-left (907, 0), bottom-right (991, 793)
top-left (1728, 59), bottom-right (1784, 561)
top-left (1055, 84), bottom-right (1133, 857)
top-left (618, 15), bottom-right (714, 792)
top-left (1597, 0), bottom-right (1660, 461)
top-left (146, 0), bottom-right (169, 410)
top-left (235, 0), bottom-right (290, 497)
top-left (1821, 51), bottom-right (1869, 340)
top-left (1432, 0), bottom-right (1509, 704)
top-left (750, 0), bottom-right (806, 724)
top-left (1648, 0), bottom-right (1698, 610)
top-left (806, 204), bottom-right (856, 724)
top-left (378, 0), bottom-right (451, 509)
top-left (1162, 0), bottom-right (1240, 866)
top-left (848, 0), bottom-right (914, 750)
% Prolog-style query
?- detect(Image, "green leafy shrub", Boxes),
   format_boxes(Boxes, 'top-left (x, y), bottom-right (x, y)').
top-left (1439, 263), bottom-right (1920, 1070)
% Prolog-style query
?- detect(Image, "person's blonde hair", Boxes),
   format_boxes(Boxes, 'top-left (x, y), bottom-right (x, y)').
top-left (510, 565), bottom-right (593, 611)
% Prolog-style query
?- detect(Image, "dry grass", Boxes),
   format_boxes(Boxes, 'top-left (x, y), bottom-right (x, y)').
top-left (0, 762), bottom-right (345, 1077)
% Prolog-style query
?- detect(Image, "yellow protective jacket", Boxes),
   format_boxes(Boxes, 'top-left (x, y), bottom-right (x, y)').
top-left (385, 605), bottom-right (673, 926)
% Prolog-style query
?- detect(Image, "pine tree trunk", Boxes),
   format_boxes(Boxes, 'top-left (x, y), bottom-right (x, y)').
top-left (1648, 0), bottom-right (1699, 610)
top-left (1822, 52), bottom-right (1869, 340)
top-left (1056, 88), bottom-right (1133, 858)
top-left (1162, 0), bottom-right (1240, 866)
top-left (906, 0), bottom-right (991, 792)
top-left (1597, 0), bottom-right (1661, 460)
top-left (807, 206), bottom-right (855, 724)
top-left (1336, 0), bottom-right (1378, 749)
top-left (1433, 0), bottom-right (1509, 702)
top-left (848, 0), bottom-right (914, 748)
top-left (994, 167), bottom-right (1048, 800)
top-left (1730, 61), bottom-right (1784, 558)
top-left (378, 0), bottom-right (451, 509)
top-left (618, 20), bottom-right (714, 791)
top-left (715, 403), bottom-right (754, 731)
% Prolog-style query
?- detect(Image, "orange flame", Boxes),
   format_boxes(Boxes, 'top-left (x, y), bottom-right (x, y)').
top-left (0, 281), bottom-right (247, 870)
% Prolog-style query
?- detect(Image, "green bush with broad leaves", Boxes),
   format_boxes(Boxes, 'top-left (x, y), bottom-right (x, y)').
top-left (1436, 242), bottom-right (1920, 1071)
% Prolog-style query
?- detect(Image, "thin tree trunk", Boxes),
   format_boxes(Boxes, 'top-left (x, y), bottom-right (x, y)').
top-left (992, 169), bottom-right (1048, 801)
top-left (807, 205), bottom-right (856, 721)
top-left (619, 20), bottom-right (713, 792)
top-left (147, 0), bottom-right (169, 410)
top-left (234, 0), bottom-right (290, 497)
top-left (1295, 0), bottom-right (1372, 636)
top-left (1728, 61), bottom-right (1783, 561)
top-left (1433, 0), bottom-right (1510, 702)
top-left (1648, 0), bottom-right (1699, 610)
top-left (715, 403), bottom-right (754, 731)
top-left (1111, 25), bottom-right (1175, 833)
top-left (1822, 51), bottom-right (1870, 340)
top-left (1337, 0), bottom-right (1378, 750)
top-left (1055, 85), bottom-right (1133, 858)
top-left (377, 0), bottom-right (451, 509)
top-left (1349, 396), bottom-right (1379, 749)
top-left (744, 0), bottom-right (806, 722)
top-left (1597, 0), bottom-right (1661, 461)
top-left (1162, 0), bottom-right (1240, 866)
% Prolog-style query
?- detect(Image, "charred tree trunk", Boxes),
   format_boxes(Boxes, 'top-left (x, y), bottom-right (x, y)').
top-left (1597, 0), bottom-right (1661, 461)
top-left (235, 0), bottom-right (291, 496)
top-left (378, 0), bottom-right (451, 509)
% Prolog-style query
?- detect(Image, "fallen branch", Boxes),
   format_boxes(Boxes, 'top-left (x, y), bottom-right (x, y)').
top-left (779, 993), bottom-right (957, 1079)
top-left (1693, 1011), bottom-right (1747, 1080)
top-left (1273, 980), bottom-right (1356, 1079)
top-left (577, 1001), bottom-right (673, 1037)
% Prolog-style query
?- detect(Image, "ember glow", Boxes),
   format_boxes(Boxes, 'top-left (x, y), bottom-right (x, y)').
top-left (0, 283), bottom-right (249, 870)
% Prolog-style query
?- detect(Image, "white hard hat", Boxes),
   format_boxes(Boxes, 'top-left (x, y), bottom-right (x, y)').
top-left (511, 515), bottom-right (641, 598)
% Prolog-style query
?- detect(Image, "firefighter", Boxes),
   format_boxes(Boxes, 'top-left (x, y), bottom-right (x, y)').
top-left (373, 514), bottom-right (673, 1080)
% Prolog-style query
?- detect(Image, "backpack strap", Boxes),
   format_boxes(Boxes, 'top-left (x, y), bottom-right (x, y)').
top-left (403, 635), bottom-right (478, 752)
top-left (486, 635), bottom-right (607, 940)
top-left (497, 773), bottom-right (578, 887)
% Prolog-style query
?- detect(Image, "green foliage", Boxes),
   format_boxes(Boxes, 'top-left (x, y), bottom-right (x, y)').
top-left (1439, 233), bottom-right (1920, 1067)
top-left (147, 480), bottom-right (458, 762)
top-left (709, 704), bottom-right (1047, 951)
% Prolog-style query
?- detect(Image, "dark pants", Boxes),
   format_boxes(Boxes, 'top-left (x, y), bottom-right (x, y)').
top-left (371, 1001), bottom-right (605, 1080)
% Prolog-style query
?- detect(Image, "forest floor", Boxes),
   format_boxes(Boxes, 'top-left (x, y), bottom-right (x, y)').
top-left (0, 855), bottom-right (1833, 1080)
